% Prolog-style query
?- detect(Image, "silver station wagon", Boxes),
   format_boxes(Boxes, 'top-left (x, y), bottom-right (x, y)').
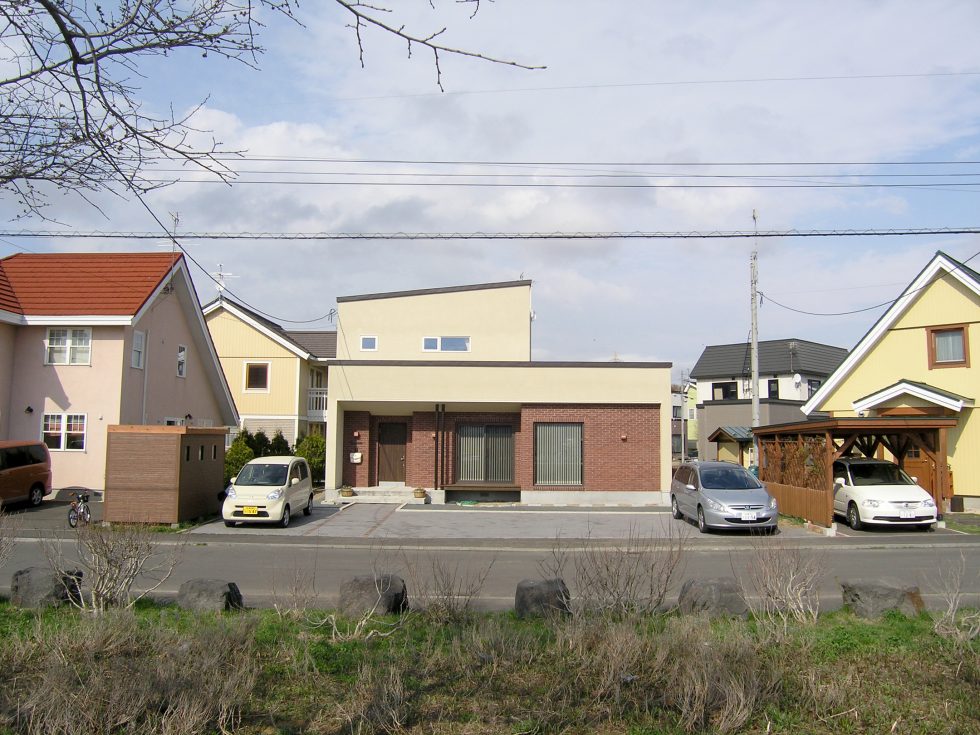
top-left (671, 460), bottom-right (778, 533)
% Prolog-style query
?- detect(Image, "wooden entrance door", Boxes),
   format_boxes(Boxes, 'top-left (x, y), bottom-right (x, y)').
top-left (378, 423), bottom-right (407, 483)
top-left (903, 447), bottom-right (935, 494)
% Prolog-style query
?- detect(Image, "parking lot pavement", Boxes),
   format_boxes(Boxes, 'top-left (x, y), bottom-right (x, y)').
top-left (189, 502), bottom-right (820, 541)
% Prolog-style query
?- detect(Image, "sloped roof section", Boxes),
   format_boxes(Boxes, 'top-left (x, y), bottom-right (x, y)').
top-left (690, 338), bottom-right (848, 379)
top-left (203, 296), bottom-right (337, 359)
top-left (286, 330), bottom-right (337, 358)
top-left (0, 252), bottom-right (180, 315)
top-left (708, 426), bottom-right (754, 442)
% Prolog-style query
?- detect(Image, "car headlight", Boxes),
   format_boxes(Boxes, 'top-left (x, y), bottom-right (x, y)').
top-left (861, 499), bottom-right (880, 508)
top-left (704, 497), bottom-right (725, 512)
top-left (267, 488), bottom-right (283, 501)
top-left (768, 496), bottom-right (778, 510)
top-left (921, 498), bottom-right (936, 507)
top-left (225, 484), bottom-right (236, 499)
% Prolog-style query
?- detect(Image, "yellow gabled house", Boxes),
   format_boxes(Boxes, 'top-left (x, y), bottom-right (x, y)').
top-left (203, 297), bottom-right (336, 446)
top-left (803, 251), bottom-right (978, 511)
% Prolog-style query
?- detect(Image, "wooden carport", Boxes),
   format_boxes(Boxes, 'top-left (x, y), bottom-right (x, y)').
top-left (753, 417), bottom-right (957, 527)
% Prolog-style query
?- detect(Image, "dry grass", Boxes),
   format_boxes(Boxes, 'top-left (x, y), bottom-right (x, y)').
top-left (401, 551), bottom-right (496, 625)
top-left (0, 507), bottom-right (18, 569)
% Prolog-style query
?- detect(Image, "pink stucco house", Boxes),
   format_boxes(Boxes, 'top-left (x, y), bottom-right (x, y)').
top-left (0, 252), bottom-right (238, 491)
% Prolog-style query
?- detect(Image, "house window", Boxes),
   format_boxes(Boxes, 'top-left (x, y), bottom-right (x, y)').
top-left (535, 423), bottom-right (583, 485)
top-left (672, 405), bottom-right (682, 418)
top-left (672, 434), bottom-right (683, 454)
top-left (245, 362), bottom-right (270, 391)
top-left (360, 336), bottom-right (378, 351)
top-left (177, 345), bottom-right (187, 377)
top-left (42, 413), bottom-right (86, 451)
top-left (688, 408), bottom-right (695, 419)
top-left (131, 330), bottom-right (145, 369)
top-left (423, 336), bottom-right (471, 352)
top-left (309, 368), bottom-right (324, 388)
top-left (928, 325), bottom-right (969, 368)
top-left (712, 381), bottom-right (738, 400)
top-left (807, 379), bottom-right (822, 399)
top-left (45, 328), bottom-right (91, 365)
top-left (767, 379), bottom-right (779, 399)
top-left (164, 417), bottom-right (185, 426)
top-left (456, 424), bottom-right (514, 483)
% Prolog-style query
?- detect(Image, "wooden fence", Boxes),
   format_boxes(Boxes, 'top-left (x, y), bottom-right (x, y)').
top-left (759, 436), bottom-right (833, 527)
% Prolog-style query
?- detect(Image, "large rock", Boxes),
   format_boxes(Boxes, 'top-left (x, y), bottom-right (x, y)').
top-left (678, 578), bottom-right (749, 618)
top-left (515, 578), bottom-right (571, 618)
top-left (11, 567), bottom-right (82, 609)
top-left (177, 579), bottom-right (244, 611)
top-left (840, 579), bottom-right (924, 618)
top-left (338, 574), bottom-right (408, 617)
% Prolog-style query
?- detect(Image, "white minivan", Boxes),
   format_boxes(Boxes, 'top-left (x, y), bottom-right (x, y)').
top-left (832, 457), bottom-right (937, 531)
top-left (222, 456), bottom-right (314, 528)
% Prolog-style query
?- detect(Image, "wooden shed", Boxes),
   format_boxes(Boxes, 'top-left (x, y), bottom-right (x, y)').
top-left (104, 425), bottom-right (227, 524)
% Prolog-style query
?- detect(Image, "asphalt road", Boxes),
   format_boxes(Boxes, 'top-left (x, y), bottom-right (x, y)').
top-left (3, 499), bottom-right (979, 612)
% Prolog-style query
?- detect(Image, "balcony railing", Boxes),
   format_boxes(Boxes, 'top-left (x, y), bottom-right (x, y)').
top-left (307, 388), bottom-right (328, 418)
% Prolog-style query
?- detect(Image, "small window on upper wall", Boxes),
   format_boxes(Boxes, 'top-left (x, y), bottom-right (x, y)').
top-left (807, 379), bottom-right (822, 399)
top-left (712, 381), bottom-right (737, 400)
top-left (422, 336), bottom-right (470, 352)
top-left (360, 336), bottom-right (378, 351)
top-left (767, 379), bottom-right (779, 399)
top-left (928, 325), bottom-right (969, 369)
top-left (245, 362), bottom-right (269, 391)
top-left (45, 328), bottom-right (91, 365)
top-left (176, 345), bottom-right (187, 377)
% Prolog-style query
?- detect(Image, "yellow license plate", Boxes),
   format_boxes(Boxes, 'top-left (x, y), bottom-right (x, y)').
top-left (243, 506), bottom-right (259, 516)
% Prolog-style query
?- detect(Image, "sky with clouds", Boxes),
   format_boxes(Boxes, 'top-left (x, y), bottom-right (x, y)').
top-left (3, 0), bottom-right (980, 377)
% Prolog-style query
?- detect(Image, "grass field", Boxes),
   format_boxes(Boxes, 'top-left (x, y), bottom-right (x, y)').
top-left (0, 600), bottom-right (977, 735)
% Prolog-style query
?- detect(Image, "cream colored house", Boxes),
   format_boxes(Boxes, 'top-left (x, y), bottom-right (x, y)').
top-left (0, 252), bottom-right (237, 491)
top-left (203, 297), bottom-right (336, 445)
top-left (326, 280), bottom-right (672, 505)
top-left (803, 251), bottom-right (978, 510)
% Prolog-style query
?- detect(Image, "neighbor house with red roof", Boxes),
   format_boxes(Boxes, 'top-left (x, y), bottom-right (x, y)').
top-left (0, 252), bottom-right (238, 491)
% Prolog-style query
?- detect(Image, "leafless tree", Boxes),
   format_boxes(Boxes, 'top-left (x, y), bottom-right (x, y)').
top-left (1, 1), bottom-right (541, 215)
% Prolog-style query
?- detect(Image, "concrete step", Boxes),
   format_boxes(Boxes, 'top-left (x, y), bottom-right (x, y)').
top-left (324, 487), bottom-right (429, 504)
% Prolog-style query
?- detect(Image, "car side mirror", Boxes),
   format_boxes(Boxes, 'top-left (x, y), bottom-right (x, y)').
top-left (685, 483), bottom-right (697, 491)
top-left (910, 476), bottom-right (918, 483)
top-left (230, 476), bottom-right (237, 484)
top-left (834, 477), bottom-right (845, 486)
top-left (291, 477), bottom-right (299, 486)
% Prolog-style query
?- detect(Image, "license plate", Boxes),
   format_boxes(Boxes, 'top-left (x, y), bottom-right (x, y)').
top-left (740, 512), bottom-right (758, 521)
top-left (899, 510), bottom-right (916, 519)
top-left (243, 506), bottom-right (259, 516)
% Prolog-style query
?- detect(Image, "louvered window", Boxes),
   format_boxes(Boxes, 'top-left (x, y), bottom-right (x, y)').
top-left (535, 423), bottom-right (583, 486)
top-left (456, 424), bottom-right (514, 483)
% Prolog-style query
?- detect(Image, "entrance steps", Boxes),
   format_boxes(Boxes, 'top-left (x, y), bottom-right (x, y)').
top-left (322, 485), bottom-right (435, 505)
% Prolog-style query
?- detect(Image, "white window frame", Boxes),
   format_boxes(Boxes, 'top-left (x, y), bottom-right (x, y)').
top-left (177, 344), bottom-right (187, 377)
top-left (360, 335), bottom-right (378, 352)
top-left (44, 327), bottom-right (92, 366)
top-left (244, 361), bottom-right (271, 392)
top-left (41, 412), bottom-right (87, 452)
top-left (131, 330), bottom-right (146, 369)
top-left (164, 417), bottom-right (186, 426)
top-left (422, 336), bottom-right (472, 352)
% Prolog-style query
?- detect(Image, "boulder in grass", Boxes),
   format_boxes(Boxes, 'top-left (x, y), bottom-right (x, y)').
top-left (840, 579), bottom-right (924, 618)
top-left (678, 578), bottom-right (749, 619)
top-left (177, 579), bottom-right (244, 611)
top-left (515, 578), bottom-right (571, 619)
top-left (338, 574), bottom-right (408, 617)
top-left (11, 567), bottom-right (82, 608)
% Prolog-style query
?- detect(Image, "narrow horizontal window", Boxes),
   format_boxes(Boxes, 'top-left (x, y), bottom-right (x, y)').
top-left (423, 336), bottom-right (471, 352)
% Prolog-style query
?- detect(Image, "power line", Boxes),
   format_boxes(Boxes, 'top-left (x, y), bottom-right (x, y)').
top-left (4, 227), bottom-right (980, 241)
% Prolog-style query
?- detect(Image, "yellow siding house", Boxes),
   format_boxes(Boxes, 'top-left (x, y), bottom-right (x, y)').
top-left (803, 251), bottom-right (979, 510)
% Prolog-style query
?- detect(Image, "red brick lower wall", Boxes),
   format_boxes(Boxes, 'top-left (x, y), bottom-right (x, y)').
top-left (342, 404), bottom-right (661, 492)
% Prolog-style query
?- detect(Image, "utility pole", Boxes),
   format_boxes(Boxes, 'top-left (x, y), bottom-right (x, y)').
top-left (750, 210), bottom-right (760, 468)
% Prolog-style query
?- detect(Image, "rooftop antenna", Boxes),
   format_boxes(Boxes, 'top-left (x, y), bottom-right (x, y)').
top-left (210, 263), bottom-right (239, 295)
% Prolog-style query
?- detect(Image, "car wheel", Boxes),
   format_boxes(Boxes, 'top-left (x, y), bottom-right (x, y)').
top-left (224, 520), bottom-right (235, 528)
top-left (671, 495), bottom-right (683, 520)
top-left (697, 506), bottom-right (709, 533)
top-left (304, 494), bottom-right (313, 516)
top-left (847, 503), bottom-right (863, 531)
top-left (29, 484), bottom-right (45, 507)
top-left (917, 523), bottom-right (934, 532)
top-left (280, 505), bottom-right (291, 528)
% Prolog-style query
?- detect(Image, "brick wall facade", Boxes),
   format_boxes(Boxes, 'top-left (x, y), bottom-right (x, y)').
top-left (340, 404), bottom-right (661, 492)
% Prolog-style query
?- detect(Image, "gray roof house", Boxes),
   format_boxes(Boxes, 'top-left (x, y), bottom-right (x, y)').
top-left (691, 338), bottom-right (848, 463)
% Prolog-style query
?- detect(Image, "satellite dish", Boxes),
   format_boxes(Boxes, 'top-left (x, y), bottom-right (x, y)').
top-left (793, 373), bottom-right (802, 386)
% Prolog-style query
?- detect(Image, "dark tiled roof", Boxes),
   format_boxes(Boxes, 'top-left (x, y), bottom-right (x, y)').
top-left (337, 280), bottom-right (531, 303)
top-left (708, 426), bottom-right (754, 442)
top-left (938, 250), bottom-right (980, 287)
top-left (0, 252), bottom-right (181, 315)
top-left (286, 330), bottom-right (337, 358)
top-left (690, 338), bottom-right (848, 379)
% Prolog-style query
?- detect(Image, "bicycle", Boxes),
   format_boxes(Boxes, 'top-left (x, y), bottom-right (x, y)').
top-left (68, 491), bottom-right (92, 528)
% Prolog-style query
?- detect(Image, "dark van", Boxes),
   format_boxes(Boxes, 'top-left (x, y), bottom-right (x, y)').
top-left (0, 441), bottom-right (52, 508)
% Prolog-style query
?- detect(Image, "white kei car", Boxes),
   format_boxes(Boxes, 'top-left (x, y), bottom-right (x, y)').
top-left (832, 458), bottom-right (937, 531)
top-left (222, 456), bottom-right (314, 528)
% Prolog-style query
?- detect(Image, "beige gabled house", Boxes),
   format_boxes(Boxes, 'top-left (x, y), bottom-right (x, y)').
top-left (326, 280), bottom-right (672, 505)
top-left (0, 252), bottom-right (238, 491)
top-left (203, 297), bottom-right (336, 445)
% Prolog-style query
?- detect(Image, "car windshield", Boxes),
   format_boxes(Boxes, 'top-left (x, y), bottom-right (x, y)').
top-left (699, 467), bottom-right (763, 490)
top-left (235, 463), bottom-right (288, 487)
top-left (848, 463), bottom-right (914, 486)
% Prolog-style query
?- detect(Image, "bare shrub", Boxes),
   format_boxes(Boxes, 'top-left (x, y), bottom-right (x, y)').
top-left (273, 553), bottom-right (319, 620)
top-left (932, 552), bottom-right (980, 646)
top-left (402, 551), bottom-right (495, 625)
top-left (0, 610), bottom-right (257, 735)
top-left (554, 522), bottom-right (689, 618)
top-left (44, 523), bottom-right (183, 612)
top-left (306, 572), bottom-right (405, 642)
top-left (334, 660), bottom-right (412, 735)
top-left (737, 534), bottom-right (824, 638)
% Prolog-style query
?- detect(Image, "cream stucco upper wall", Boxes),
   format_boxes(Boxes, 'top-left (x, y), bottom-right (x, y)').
top-left (819, 275), bottom-right (979, 415)
top-left (335, 284), bottom-right (532, 361)
top-left (206, 308), bottom-right (301, 417)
